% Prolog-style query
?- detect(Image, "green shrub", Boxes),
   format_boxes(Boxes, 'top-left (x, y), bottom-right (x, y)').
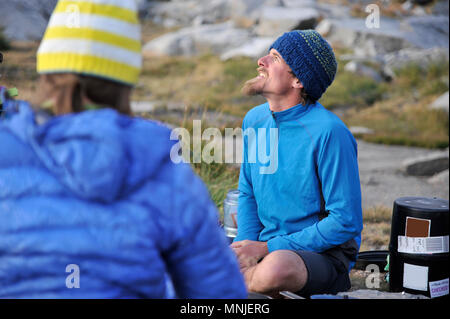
top-left (193, 161), bottom-right (239, 218)
top-left (321, 71), bottom-right (385, 109)
top-left (142, 57), bottom-right (196, 78)
top-left (346, 103), bottom-right (449, 149)
top-left (393, 61), bottom-right (449, 98)
top-left (223, 57), bottom-right (257, 83)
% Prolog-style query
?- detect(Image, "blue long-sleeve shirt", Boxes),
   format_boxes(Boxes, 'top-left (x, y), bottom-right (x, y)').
top-left (235, 102), bottom-right (363, 270)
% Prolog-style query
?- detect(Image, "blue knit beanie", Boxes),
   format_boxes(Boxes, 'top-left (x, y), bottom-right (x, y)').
top-left (269, 30), bottom-right (337, 102)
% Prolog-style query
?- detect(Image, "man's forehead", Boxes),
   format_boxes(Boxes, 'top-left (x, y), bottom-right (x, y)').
top-left (269, 48), bottom-right (290, 67)
top-left (268, 48), bottom-right (294, 73)
top-left (269, 48), bottom-right (282, 58)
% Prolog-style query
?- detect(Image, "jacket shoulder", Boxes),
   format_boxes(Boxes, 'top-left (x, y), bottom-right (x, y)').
top-left (311, 103), bottom-right (353, 135)
top-left (243, 102), bottom-right (270, 128)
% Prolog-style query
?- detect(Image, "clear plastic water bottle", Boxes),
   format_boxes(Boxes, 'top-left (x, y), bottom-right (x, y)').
top-left (223, 189), bottom-right (239, 243)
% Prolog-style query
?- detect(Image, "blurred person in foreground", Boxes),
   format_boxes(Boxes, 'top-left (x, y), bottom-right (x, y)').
top-left (0, 0), bottom-right (246, 299)
top-left (231, 30), bottom-right (363, 298)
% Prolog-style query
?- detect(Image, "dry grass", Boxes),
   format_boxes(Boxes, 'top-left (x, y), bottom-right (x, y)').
top-left (135, 53), bottom-right (265, 118)
top-left (363, 205), bottom-right (392, 223)
top-left (360, 222), bottom-right (391, 251)
top-left (345, 96), bottom-right (449, 149)
top-left (0, 41), bottom-right (39, 102)
top-left (360, 206), bottom-right (392, 251)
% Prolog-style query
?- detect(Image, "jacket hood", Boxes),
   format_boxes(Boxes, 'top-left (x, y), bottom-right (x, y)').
top-left (2, 103), bottom-right (175, 203)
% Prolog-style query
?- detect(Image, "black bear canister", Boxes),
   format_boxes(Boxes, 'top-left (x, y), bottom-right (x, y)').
top-left (389, 197), bottom-right (449, 299)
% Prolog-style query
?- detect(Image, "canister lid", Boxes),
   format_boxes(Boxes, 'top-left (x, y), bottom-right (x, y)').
top-left (395, 197), bottom-right (449, 212)
top-left (225, 189), bottom-right (240, 202)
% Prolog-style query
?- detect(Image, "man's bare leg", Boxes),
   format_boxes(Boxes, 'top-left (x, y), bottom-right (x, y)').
top-left (241, 250), bottom-right (308, 296)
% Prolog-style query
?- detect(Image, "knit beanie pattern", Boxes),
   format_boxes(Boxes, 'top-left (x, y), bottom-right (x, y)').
top-left (270, 30), bottom-right (337, 101)
top-left (37, 0), bottom-right (142, 86)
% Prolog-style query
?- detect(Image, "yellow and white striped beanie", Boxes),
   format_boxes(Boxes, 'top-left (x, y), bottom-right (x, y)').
top-left (37, 0), bottom-right (142, 86)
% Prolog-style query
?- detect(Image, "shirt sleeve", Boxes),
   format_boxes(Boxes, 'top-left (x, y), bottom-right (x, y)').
top-left (267, 123), bottom-right (363, 253)
top-left (234, 118), bottom-right (263, 242)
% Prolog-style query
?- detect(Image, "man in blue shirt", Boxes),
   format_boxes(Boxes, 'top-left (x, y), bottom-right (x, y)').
top-left (231, 30), bottom-right (363, 297)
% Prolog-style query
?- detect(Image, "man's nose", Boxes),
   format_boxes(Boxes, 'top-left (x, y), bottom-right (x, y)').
top-left (258, 55), bottom-right (269, 67)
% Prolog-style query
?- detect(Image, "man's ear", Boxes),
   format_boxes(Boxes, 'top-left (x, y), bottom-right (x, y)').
top-left (292, 78), bottom-right (303, 89)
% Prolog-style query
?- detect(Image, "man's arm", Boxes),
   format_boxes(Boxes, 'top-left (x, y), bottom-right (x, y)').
top-left (267, 124), bottom-right (363, 253)
top-left (234, 119), bottom-right (263, 242)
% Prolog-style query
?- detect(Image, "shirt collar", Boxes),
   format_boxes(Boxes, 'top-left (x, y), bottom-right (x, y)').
top-left (269, 101), bottom-right (314, 122)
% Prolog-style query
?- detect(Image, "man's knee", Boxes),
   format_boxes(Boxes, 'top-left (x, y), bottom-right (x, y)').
top-left (248, 250), bottom-right (307, 293)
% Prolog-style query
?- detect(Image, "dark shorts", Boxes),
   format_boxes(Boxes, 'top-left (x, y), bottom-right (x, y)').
top-left (294, 250), bottom-right (351, 298)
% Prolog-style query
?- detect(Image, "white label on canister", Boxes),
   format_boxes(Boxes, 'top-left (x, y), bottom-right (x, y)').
top-left (403, 263), bottom-right (428, 291)
top-left (429, 278), bottom-right (449, 298)
top-left (398, 236), bottom-right (449, 254)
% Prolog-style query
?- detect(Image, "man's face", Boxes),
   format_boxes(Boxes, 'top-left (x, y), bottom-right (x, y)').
top-left (242, 48), bottom-right (297, 97)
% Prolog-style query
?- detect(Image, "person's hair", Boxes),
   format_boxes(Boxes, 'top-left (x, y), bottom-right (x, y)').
top-left (34, 73), bottom-right (132, 115)
top-left (288, 70), bottom-right (315, 105)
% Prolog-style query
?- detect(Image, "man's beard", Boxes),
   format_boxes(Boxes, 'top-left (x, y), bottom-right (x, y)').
top-left (242, 76), bottom-right (265, 96)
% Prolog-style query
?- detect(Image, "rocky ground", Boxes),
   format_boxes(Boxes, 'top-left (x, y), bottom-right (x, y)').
top-left (357, 139), bottom-right (449, 209)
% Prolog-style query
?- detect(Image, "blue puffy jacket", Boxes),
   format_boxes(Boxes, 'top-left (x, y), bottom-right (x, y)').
top-left (0, 101), bottom-right (247, 299)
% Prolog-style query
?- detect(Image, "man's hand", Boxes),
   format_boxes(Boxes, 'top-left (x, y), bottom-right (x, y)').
top-left (231, 240), bottom-right (269, 270)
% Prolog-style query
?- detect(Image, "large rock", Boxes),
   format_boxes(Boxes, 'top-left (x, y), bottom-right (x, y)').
top-left (283, 0), bottom-right (318, 7)
top-left (382, 47), bottom-right (449, 70)
top-left (0, 0), bottom-right (57, 41)
top-left (428, 169), bottom-right (449, 185)
top-left (143, 21), bottom-right (252, 57)
top-left (221, 37), bottom-right (275, 60)
top-left (255, 6), bottom-right (321, 37)
top-left (319, 15), bottom-right (449, 58)
top-left (318, 18), bottom-right (414, 58)
top-left (344, 61), bottom-right (383, 82)
top-left (230, 0), bottom-right (284, 28)
top-left (145, 0), bottom-right (231, 27)
top-left (432, 0), bottom-right (449, 16)
top-left (401, 16), bottom-right (449, 50)
top-left (430, 91), bottom-right (449, 113)
top-left (143, 30), bottom-right (196, 56)
top-left (315, 1), bottom-right (352, 19)
top-left (402, 150), bottom-right (449, 177)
